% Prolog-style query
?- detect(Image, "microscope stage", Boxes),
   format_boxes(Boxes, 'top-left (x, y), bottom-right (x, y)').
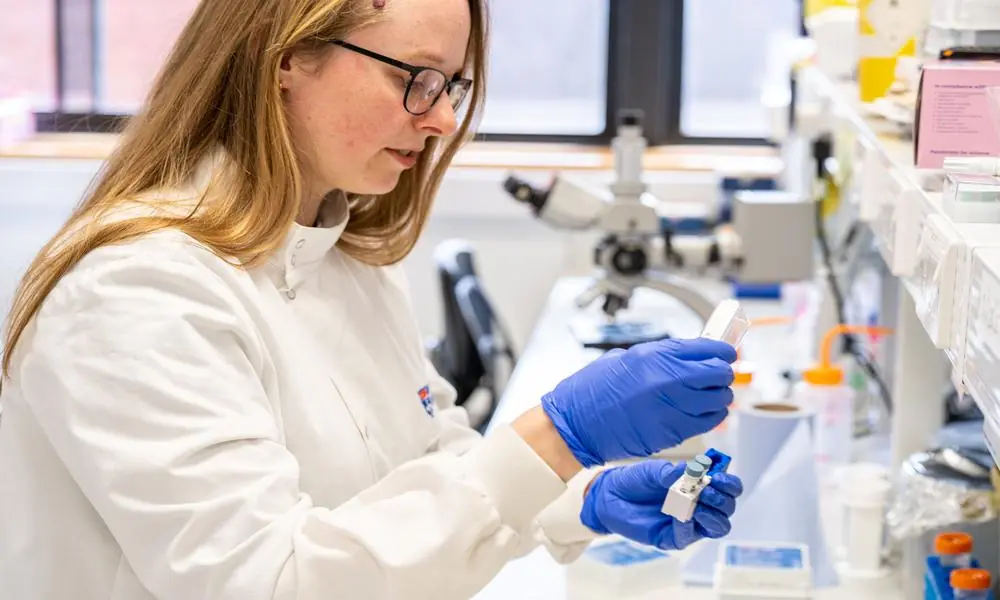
top-left (570, 318), bottom-right (672, 351)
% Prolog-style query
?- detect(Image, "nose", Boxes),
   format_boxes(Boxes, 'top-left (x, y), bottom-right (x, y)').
top-left (417, 95), bottom-right (459, 137)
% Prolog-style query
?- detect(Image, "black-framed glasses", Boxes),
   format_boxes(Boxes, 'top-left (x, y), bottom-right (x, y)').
top-left (330, 40), bottom-right (472, 116)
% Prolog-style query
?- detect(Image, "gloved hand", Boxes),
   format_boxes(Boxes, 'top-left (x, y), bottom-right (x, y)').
top-left (541, 338), bottom-right (736, 467)
top-left (580, 460), bottom-right (743, 550)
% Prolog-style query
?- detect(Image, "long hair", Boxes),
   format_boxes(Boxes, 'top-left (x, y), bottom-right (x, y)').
top-left (2, 0), bottom-right (489, 378)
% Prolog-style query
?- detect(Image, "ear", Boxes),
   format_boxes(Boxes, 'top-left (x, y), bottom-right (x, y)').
top-left (279, 52), bottom-right (293, 90)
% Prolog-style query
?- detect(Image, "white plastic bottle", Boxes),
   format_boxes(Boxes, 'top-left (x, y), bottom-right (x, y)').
top-left (794, 325), bottom-right (892, 486)
top-left (794, 363), bottom-right (854, 484)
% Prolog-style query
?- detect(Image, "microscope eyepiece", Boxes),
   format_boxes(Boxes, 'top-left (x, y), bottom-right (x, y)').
top-left (502, 175), bottom-right (548, 212)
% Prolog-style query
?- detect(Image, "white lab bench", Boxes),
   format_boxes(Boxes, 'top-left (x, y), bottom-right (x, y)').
top-left (474, 277), bottom-right (906, 600)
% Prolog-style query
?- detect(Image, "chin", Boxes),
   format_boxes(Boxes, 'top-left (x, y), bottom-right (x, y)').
top-left (350, 172), bottom-right (403, 196)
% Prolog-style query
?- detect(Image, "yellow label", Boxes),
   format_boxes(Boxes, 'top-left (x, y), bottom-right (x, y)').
top-left (858, 56), bottom-right (899, 101)
top-left (805, 0), bottom-right (857, 17)
top-left (858, 0), bottom-right (924, 102)
top-left (858, 0), bottom-right (876, 35)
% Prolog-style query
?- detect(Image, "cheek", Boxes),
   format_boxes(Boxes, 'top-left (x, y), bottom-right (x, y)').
top-left (287, 68), bottom-right (413, 191)
top-left (320, 78), bottom-right (406, 152)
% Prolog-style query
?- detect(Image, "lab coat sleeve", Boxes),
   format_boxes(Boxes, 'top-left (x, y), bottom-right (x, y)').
top-left (423, 358), bottom-right (601, 563)
top-left (14, 244), bottom-right (571, 600)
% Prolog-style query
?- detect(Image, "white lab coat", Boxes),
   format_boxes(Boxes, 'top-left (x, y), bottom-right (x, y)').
top-left (0, 155), bottom-right (599, 600)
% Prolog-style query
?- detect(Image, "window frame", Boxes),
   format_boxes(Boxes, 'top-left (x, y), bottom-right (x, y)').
top-left (35, 0), bottom-right (794, 146)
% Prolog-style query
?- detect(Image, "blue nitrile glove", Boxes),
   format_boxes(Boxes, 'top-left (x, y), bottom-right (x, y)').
top-left (540, 338), bottom-right (737, 467)
top-left (580, 460), bottom-right (743, 551)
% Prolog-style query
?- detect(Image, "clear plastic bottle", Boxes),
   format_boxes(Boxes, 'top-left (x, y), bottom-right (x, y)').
top-left (950, 567), bottom-right (991, 599)
top-left (935, 532), bottom-right (974, 569)
top-left (794, 365), bottom-right (853, 477)
top-left (794, 325), bottom-right (892, 484)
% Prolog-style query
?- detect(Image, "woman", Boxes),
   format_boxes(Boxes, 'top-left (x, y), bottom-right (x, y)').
top-left (0, 0), bottom-right (742, 599)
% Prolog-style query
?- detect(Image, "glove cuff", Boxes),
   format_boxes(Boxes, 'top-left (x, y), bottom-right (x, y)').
top-left (540, 394), bottom-right (604, 469)
top-left (579, 468), bottom-right (614, 535)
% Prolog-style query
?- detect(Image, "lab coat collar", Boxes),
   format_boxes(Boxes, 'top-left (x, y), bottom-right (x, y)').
top-left (279, 192), bottom-right (350, 283)
top-left (191, 149), bottom-right (350, 285)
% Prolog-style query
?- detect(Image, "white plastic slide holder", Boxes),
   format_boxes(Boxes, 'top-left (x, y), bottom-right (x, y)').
top-left (662, 454), bottom-right (716, 522)
top-left (700, 299), bottom-right (750, 349)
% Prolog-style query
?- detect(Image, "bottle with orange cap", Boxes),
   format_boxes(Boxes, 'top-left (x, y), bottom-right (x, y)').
top-left (792, 324), bottom-right (893, 481)
top-left (951, 568), bottom-right (992, 599)
top-left (936, 532), bottom-right (974, 570)
top-left (925, 532), bottom-right (994, 600)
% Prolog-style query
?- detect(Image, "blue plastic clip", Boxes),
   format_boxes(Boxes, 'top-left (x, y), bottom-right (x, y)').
top-left (704, 448), bottom-right (731, 477)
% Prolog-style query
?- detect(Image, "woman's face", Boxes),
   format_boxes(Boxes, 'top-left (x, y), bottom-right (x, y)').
top-left (280, 0), bottom-right (472, 199)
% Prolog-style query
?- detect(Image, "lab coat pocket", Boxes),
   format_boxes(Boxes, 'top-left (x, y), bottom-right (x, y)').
top-left (326, 375), bottom-right (382, 479)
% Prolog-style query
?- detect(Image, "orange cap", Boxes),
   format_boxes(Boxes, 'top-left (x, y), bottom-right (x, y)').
top-left (951, 568), bottom-right (991, 591)
top-left (805, 325), bottom-right (893, 387)
top-left (732, 360), bottom-right (753, 386)
top-left (935, 532), bottom-right (974, 555)
top-left (802, 365), bottom-right (844, 386)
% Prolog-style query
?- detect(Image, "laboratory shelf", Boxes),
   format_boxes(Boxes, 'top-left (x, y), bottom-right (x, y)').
top-left (802, 67), bottom-right (1000, 467)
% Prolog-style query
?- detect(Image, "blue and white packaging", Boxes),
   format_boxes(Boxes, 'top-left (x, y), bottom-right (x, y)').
top-left (566, 537), bottom-right (680, 597)
top-left (714, 541), bottom-right (814, 599)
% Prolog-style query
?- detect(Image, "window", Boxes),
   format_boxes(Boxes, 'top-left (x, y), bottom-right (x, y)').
top-left (32, 0), bottom-right (795, 145)
top-left (679, 0), bottom-right (802, 139)
top-left (96, 0), bottom-right (201, 113)
top-left (1, 0), bottom-right (57, 111)
top-left (477, 0), bottom-right (610, 137)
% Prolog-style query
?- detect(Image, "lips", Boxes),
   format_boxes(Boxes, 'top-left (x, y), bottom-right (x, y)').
top-left (387, 148), bottom-right (420, 167)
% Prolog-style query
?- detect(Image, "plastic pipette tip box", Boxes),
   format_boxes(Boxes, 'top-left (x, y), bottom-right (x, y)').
top-left (714, 542), bottom-right (814, 599)
top-left (567, 538), bottom-right (680, 597)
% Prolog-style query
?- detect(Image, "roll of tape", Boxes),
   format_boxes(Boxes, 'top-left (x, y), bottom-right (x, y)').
top-left (733, 402), bottom-right (815, 497)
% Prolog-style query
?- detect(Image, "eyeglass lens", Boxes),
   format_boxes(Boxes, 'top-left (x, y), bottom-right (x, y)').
top-left (406, 70), bottom-right (468, 114)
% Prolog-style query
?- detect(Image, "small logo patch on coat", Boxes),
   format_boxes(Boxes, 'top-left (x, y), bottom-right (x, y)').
top-left (418, 385), bottom-right (435, 417)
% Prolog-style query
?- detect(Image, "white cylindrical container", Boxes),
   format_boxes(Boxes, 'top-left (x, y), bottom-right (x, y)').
top-left (842, 474), bottom-right (892, 575)
top-left (834, 463), bottom-right (890, 561)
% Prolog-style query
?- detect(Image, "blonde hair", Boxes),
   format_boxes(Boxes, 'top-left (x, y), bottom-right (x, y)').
top-left (2, 0), bottom-right (488, 377)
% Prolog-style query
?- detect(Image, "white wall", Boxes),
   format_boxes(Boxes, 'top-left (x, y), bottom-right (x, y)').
top-left (0, 159), bottom-right (101, 326)
top-left (0, 158), bottom-right (720, 355)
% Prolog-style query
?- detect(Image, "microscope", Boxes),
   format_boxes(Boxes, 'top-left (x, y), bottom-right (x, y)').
top-left (502, 110), bottom-right (817, 349)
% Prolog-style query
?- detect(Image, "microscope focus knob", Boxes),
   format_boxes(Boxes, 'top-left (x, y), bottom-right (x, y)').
top-left (611, 246), bottom-right (647, 275)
